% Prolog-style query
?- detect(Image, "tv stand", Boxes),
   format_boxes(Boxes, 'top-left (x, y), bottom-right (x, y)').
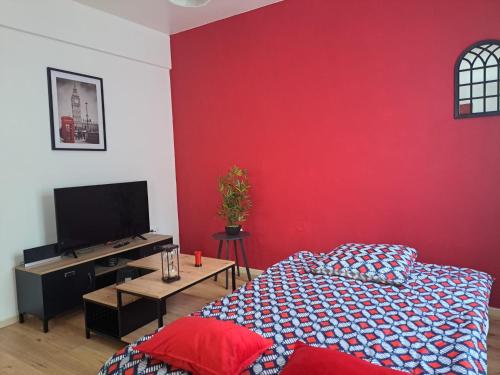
top-left (112, 241), bottom-right (130, 249)
top-left (15, 233), bottom-right (172, 333)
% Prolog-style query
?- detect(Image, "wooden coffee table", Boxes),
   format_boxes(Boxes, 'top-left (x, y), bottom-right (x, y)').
top-left (116, 253), bottom-right (235, 328)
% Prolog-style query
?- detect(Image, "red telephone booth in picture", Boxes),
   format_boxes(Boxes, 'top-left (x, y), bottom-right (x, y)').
top-left (60, 116), bottom-right (75, 143)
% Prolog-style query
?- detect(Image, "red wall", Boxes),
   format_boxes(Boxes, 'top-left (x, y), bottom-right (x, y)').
top-left (171, 0), bottom-right (500, 307)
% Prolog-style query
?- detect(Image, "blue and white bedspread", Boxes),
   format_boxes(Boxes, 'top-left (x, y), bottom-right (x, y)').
top-left (99, 251), bottom-right (493, 374)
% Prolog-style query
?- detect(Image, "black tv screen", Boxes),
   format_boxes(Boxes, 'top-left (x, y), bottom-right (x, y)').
top-left (54, 181), bottom-right (150, 252)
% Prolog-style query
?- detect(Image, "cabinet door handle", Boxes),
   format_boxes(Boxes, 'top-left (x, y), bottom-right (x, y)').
top-left (88, 272), bottom-right (93, 288)
top-left (64, 270), bottom-right (76, 278)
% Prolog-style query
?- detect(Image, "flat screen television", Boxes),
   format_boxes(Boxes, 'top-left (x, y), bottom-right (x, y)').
top-left (54, 181), bottom-right (150, 253)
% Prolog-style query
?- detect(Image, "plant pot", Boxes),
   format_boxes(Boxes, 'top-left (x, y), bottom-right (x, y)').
top-left (225, 225), bottom-right (241, 235)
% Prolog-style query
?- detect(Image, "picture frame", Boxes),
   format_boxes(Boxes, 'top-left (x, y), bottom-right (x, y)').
top-left (47, 67), bottom-right (107, 151)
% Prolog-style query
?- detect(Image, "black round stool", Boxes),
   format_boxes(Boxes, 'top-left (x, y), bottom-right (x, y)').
top-left (212, 231), bottom-right (251, 289)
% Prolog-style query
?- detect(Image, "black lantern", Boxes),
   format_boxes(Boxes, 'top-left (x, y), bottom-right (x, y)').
top-left (160, 244), bottom-right (181, 283)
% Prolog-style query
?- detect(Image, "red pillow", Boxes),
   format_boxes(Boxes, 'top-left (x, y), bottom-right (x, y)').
top-left (280, 341), bottom-right (408, 375)
top-left (134, 317), bottom-right (272, 375)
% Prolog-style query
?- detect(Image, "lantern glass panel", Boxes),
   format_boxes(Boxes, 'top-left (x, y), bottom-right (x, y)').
top-left (161, 244), bottom-right (181, 283)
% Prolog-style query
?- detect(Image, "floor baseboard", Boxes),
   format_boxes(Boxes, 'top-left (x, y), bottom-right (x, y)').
top-left (490, 306), bottom-right (500, 319)
top-left (0, 315), bottom-right (18, 329)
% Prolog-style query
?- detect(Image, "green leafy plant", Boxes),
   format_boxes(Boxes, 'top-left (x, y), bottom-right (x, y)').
top-left (217, 166), bottom-right (251, 226)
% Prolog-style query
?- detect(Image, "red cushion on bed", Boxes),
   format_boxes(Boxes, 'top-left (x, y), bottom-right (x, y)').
top-left (280, 341), bottom-right (408, 375)
top-left (134, 317), bottom-right (272, 375)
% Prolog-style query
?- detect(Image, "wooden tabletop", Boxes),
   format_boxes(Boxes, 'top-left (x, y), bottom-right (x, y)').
top-left (82, 285), bottom-right (141, 308)
top-left (16, 234), bottom-right (172, 275)
top-left (117, 254), bottom-right (234, 300)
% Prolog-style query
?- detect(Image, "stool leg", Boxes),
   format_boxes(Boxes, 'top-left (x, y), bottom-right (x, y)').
top-left (214, 240), bottom-right (223, 281)
top-left (225, 240), bottom-right (230, 289)
top-left (233, 240), bottom-right (240, 277)
top-left (239, 239), bottom-right (252, 281)
top-left (231, 265), bottom-right (236, 291)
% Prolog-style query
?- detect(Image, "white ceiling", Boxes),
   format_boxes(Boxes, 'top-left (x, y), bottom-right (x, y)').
top-left (73, 0), bottom-right (282, 35)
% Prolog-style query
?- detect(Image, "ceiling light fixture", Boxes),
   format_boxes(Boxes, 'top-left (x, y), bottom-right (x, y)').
top-left (169, 0), bottom-right (211, 7)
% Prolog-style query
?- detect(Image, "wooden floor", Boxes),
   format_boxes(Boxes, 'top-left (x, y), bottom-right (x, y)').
top-left (0, 273), bottom-right (255, 375)
top-left (0, 274), bottom-right (499, 374)
top-left (490, 308), bottom-right (500, 375)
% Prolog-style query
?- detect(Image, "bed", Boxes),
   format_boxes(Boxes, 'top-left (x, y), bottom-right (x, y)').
top-left (98, 251), bottom-right (493, 374)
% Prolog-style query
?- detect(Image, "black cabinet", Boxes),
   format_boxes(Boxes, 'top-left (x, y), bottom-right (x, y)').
top-left (16, 262), bottom-right (94, 332)
top-left (140, 242), bottom-right (165, 258)
top-left (16, 262), bottom-right (95, 332)
top-left (42, 263), bottom-right (95, 318)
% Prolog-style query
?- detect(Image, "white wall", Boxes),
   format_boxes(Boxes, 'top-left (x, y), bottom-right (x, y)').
top-left (0, 0), bottom-right (178, 324)
top-left (0, 0), bottom-right (170, 68)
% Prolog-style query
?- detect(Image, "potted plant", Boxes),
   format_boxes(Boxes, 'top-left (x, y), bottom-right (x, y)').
top-left (217, 166), bottom-right (251, 235)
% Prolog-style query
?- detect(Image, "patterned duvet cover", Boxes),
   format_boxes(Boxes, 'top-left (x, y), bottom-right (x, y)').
top-left (99, 251), bottom-right (493, 375)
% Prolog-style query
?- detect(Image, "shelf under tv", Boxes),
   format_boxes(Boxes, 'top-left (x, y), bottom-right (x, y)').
top-left (94, 258), bottom-right (130, 277)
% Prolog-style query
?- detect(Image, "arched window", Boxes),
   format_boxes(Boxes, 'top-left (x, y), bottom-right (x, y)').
top-left (455, 40), bottom-right (500, 118)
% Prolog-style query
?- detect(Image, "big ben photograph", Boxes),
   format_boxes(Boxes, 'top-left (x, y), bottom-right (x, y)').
top-left (47, 67), bottom-right (106, 151)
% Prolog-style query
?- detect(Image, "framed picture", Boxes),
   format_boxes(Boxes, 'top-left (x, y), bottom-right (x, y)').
top-left (47, 67), bottom-right (107, 151)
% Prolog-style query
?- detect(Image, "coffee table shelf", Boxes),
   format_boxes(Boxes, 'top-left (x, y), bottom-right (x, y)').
top-left (83, 284), bottom-right (160, 339)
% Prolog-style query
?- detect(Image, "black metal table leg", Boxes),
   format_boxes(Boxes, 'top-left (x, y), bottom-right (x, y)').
top-left (214, 240), bottom-right (223, 281)
top-left (19, 313), bottom-right (24, 324)
top-left (231, 265), bottom-right (236, 291)
top-left (225, 240), bottom-right (230, 289)
top-left (117, 290), bottom-right (123, 308)
top-left (117, 290), bottom-right (123, 338)
top-left (239, 238), bottom-right (252, 281)
top-left (157, 300), bottom-right (164, 328)
top-left (83, 301), bottom-right (90, 339)
top-left (43, 318), bottom-right (49, 333)
top-left (233, 241), bottom-right (240, 277)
